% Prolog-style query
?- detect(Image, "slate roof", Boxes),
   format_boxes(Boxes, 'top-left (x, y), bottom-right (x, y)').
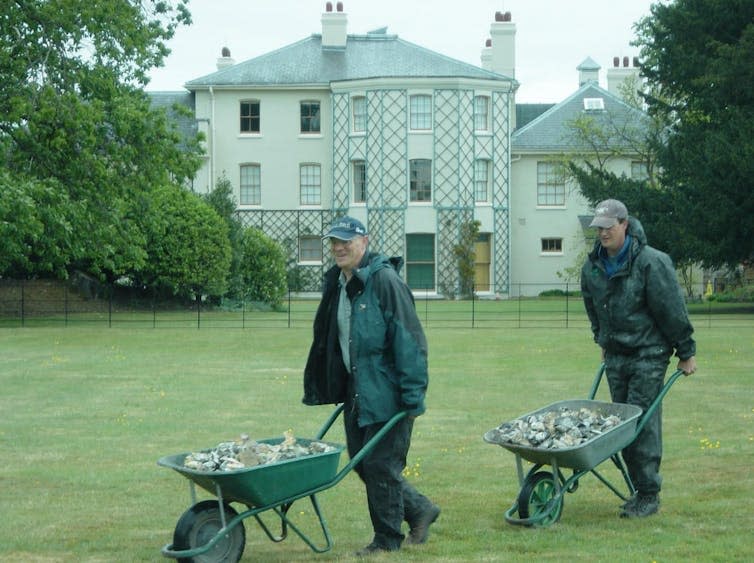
top-left (515, 103), bottom-right (555, 130)
top-left (147, 91), bottom-right (198, 148)
top-left (512, 82), bottom-right (648, 152)
top-left (185, 32), bottom-right (515, 88)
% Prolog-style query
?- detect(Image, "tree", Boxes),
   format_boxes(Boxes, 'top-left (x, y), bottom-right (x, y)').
top-left (634, 0), bottom-right (754, 268)
top-left (453, 220), bottom-right (481, 299)
top-left (203, 174), bottom-right (245, 299)
top-left (137, 185), bottom-right (231, 299)
top-left (0, 171), bottom-right (74, 278)
top-left (238, 228), bottom-right (288, 308)
top-left (0, 1), bottom-right (202, 282)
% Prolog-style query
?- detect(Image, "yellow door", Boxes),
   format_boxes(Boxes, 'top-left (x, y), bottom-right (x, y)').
top-left (474, 235), bottom-right (491, 292)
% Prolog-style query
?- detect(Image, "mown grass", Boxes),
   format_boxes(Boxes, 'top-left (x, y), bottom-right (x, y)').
top-left (0, 326), bottom-right (751, 562)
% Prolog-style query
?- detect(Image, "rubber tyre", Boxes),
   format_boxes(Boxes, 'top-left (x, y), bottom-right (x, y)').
top-left (517, 471), bottom-right (564, 526)
top-left (172, 500), bottom-right (246, 563)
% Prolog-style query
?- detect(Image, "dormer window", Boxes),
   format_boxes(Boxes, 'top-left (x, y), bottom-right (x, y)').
top-left (583, 97), bottom-right (605, 111)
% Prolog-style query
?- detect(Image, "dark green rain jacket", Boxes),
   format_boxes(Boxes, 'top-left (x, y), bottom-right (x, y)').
top-left (303, 252), bottom-right (428, 426)
top-left (581, 217), bottom-right (696, 360)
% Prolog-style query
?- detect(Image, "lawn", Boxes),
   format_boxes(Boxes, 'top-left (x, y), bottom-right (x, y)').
top-left (0, 326), bottom-right (751, 562)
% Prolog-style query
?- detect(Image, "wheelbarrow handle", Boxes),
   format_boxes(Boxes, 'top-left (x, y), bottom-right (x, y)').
top-left (315, 404), bottom-right (346, 440)
top-left (633, 368), bottom-right (684, 436)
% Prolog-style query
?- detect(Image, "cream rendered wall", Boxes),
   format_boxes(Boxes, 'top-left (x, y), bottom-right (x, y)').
top-left (511, 154), bottom-right (590, 296)
top-left (193, 88), bottom-right (332, 209)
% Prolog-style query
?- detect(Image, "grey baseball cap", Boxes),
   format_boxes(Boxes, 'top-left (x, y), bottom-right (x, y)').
top-left (589, 199), bottom-right (628, 228)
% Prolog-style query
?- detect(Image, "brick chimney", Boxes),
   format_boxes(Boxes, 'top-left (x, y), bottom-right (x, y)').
top-left (607, 55), bottom-right (641, 98)
top-left (321, 2), bottom-right (347, 49)
top-left (487, 11), bottom-right (516, 78)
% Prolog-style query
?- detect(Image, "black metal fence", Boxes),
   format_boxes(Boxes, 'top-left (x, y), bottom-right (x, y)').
top-left (0, 279), bottom-right (751, 329)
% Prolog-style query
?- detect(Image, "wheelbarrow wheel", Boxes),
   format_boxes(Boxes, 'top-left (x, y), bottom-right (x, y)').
top-left (517, 471), bottom-right (564, 526)
top-left (172, 500), bottom-right (246, 563)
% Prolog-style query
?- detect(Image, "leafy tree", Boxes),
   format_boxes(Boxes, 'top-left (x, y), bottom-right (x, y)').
top-left (238, 228), bottom-right (288, 308)
top-left (634, 0), bottom-right (754, 268)
top-left (137, 185), bottom-right (231, 298)
top-left (453, 220), bottom-right (481, 299)
top-left (203, 174), bottom-right (245, 299)
top-left (0, 1), bottom-right (202, 282)
top-left (0, 171), bottom-right (75, 278)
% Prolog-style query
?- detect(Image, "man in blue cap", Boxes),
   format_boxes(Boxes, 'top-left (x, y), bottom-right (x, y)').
top-left (303, 216), bottom-right (440, 555)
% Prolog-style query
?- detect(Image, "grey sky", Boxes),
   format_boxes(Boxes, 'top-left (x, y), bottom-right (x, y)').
top-left (147, 0), bottom-right (656, 103)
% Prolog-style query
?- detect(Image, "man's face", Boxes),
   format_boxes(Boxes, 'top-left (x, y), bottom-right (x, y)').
top-left (330, 235), bottom-right (368, 275)
top-left (598, 220), bottom-right (628, 256)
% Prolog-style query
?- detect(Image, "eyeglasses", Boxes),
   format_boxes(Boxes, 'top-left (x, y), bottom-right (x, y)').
top-left (330, 239), bottom-right (354, 248)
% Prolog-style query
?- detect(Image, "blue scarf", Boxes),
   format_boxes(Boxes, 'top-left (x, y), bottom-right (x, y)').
top-left (600, 234), bottom-right (632, 278)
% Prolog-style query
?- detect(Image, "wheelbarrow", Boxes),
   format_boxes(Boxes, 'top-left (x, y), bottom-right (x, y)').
top-left (483, 363), bottom-right (684, 527)
top-left (157, 405), bottom-right (406, 561)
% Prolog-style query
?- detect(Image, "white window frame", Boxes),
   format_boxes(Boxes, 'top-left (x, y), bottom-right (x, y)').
top-left (239, 164), bottom-right (261, 206)
top-left (299, 163), bottom-right (321, 206)
top-left (473, 95), bottom-right (490, 132)
top-left (409, 159), bottom-right (432, 203)
top-left (299, 235), bottom-right (323, 263)
top-left (474, 159), bottom-right (491, 203)
top-left (300, 100), bottom-right (321, 134)
top-left (537, 162), bottom-right (565, 207)
top-left (352, 96), bottom-right (366, 133)
top-left (352, 160), bottom-right (366, 204)
top-left (240, 100), bottom-right (260, 134)
top-left (541, 238), bottom-right (564, 255)
top-left (409, 94), bottom-right (432, 131)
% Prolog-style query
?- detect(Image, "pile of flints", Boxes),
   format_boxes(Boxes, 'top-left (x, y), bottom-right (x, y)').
top-left (183, 430), bottom-right (337, 472)
top-left (487, 406), bottom-right (623, 450)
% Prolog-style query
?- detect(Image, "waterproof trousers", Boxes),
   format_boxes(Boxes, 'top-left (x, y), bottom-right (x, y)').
top-left (604, 351), bottom-right (670, 495)
top-left (343, 398), bottom-right (434, 550)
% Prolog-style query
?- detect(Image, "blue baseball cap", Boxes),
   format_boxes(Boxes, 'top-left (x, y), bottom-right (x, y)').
top-left (322, 216), bottom-right (368, 240)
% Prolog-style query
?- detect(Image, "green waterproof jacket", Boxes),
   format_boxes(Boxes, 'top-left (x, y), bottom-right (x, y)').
top-left (303, 252), bottom-right (428, 426)
top-left (581, 217), bottom-right (696, 360)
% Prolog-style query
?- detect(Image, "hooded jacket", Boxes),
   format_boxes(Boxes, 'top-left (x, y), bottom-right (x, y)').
top-left (303, 252), bottom-right (428, 426)
top-left (581, 217), bottom-right (696, 360)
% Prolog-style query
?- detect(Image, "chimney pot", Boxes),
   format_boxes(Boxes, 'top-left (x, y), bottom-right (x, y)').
top-left (613, 56), bottom-right (619, 67)
top-left (336, 1), bottom-right (343, 11)
top-left (633, 56), bottom-right (639, 67)
top-left (485, 38), bottom-right (492, 47)
top-left (326, 1), bottom-right (332, 12)
top-left (495, 11), bottom-right (504, 22)
top-left (623, 56), bottom-right (629, 67)
top-left (504, 11), bottom-right (512, 22)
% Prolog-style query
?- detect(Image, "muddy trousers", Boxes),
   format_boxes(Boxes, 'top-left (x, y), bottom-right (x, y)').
top-left (343, 402), bottom-right (434, 550)
top-left (604, 352), bottom-right (670, 496)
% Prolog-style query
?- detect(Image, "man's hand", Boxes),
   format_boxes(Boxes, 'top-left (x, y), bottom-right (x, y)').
top-left (678, 356), bottom-right (697, 375)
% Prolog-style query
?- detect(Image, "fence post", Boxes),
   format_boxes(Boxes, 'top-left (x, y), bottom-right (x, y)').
top-left (471, 285), bottom-right (476, 328)
top-left (288, 288), bottom-right (292, 328)
top-left (21, 281), bottom-right (25, 327)
top-left (565, 282), bottom-right (569, 328)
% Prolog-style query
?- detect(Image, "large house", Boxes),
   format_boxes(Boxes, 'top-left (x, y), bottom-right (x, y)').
top-left (156, 4), bottom-right (646, 296)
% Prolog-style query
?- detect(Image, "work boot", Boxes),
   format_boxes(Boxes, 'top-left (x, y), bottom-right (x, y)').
top-left (354, 541), bottom-right (397, 557)
top-left (620, 493), bottom-right (659, 518)
top-left (406, 504), bottom-right (441, 545)
top-left (620, 494), bottom-right (638, 511)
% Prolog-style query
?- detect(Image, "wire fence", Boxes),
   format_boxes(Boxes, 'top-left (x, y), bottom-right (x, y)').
top-left (0, 279), bottom-right (751, 329)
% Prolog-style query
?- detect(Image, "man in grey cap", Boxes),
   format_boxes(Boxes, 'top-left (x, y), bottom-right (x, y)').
top-left (581, 199), bottom-right (697, 518)
top-left (303, 216), bottom-right (440, 555)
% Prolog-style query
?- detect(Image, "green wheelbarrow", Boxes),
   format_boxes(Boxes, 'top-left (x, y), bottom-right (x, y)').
top-left (483, 363), bottom-right (684, 527)
top-left (158, 405), bottom-right (406, 561)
